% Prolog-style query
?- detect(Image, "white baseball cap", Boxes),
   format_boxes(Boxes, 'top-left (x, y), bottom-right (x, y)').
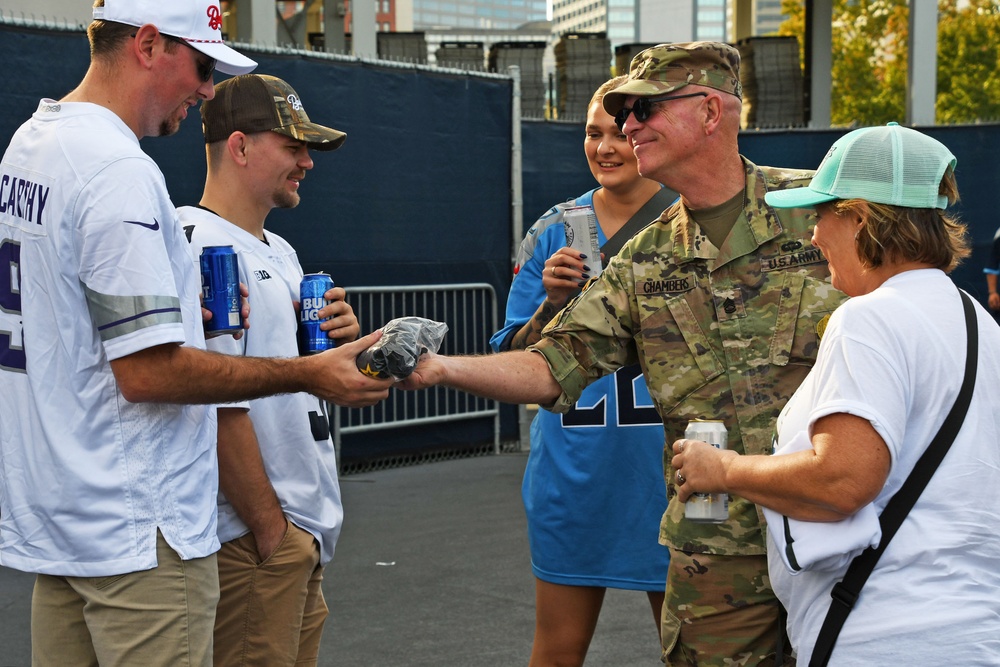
top-left (94, 0), bottom-right (257, 76)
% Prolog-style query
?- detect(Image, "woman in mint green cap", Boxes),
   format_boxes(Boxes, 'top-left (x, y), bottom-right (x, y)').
top-left (669, 123), bottom-right (1000, 665)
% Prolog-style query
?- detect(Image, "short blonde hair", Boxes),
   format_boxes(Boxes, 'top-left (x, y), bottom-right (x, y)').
top-left (588, 75), bottom-right (629, 112)
top-left (833, 167), bottom-right (970, 273)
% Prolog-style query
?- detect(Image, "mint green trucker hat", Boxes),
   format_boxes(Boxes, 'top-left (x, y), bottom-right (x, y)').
top-left (764, 122), bottom-right (957, 210)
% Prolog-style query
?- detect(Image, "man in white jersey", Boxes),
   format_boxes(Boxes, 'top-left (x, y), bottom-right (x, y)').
top-left (0, 2), bottom-right (392, 665)
top-left (179, 74), bottom-right (352, 666)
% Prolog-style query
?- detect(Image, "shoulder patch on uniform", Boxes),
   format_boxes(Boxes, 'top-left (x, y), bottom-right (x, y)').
top-left (816, 313), bottom-right (830, 340)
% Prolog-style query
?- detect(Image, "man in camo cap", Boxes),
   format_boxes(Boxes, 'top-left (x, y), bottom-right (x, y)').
top-left (603, 40), bottom-right (742, 108)
top-left (402, 42), bottom-right (844, 665)
top-left (200, 73), bottom-right (347, 149)
top-left (180, 73), bottom-right (361, 666)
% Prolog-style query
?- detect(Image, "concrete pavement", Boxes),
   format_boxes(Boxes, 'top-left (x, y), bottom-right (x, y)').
top-left (0, 452), bottom-right (664, 666)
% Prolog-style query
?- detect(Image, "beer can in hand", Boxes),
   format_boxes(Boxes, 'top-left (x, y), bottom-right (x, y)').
top-left (563, 205), bottom-right (603, 276)
top-left (299, 272), bottom-right (336, 355)
top-left (683, 419), bottom-right (729, 523)
top-left (200, 245), bottom-right (243, 338)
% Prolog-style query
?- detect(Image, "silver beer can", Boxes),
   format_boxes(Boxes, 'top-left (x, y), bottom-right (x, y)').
top-left (562, 205), bottom-right (603, 276)
top-left (683, 419), bottom-right (729, 523)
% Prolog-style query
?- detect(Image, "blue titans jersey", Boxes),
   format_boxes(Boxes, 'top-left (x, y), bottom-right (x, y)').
top-left (492, 189), bottom-right (670, 590)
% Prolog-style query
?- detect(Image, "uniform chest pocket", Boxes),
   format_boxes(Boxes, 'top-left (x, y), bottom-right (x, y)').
top-left (637, 293), bottom-right (725, 414)
top-left (769, 272), bottom-right (843, 367)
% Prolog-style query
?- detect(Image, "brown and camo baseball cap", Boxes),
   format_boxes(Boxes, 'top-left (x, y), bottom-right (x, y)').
top-left (603, 41), bottom-right (742, 115)
top-left (201, 74), bottom-right (346, 151)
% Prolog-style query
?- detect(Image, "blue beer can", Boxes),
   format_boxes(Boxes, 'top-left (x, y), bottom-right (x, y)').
top-left (200, 245), bottom-right (243, 338)
top-left (299, 272), bottom-right (336, 354)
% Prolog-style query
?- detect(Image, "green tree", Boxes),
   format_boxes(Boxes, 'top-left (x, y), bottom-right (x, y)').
top-left (778, 0), bottom-right (907, 126)
top-left (777, 0), bottom-right (1000, 126)
top-left (936, 0), bottom-right (1000, 123)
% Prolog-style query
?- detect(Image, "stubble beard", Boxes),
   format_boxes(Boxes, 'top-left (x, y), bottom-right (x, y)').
top-left (274, 188), bottom-right (301, 210)
top-left (158, 117), bottom-right (181, 138)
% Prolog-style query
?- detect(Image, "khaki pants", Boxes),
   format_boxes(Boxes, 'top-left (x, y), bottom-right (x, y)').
top-left (214, 520), bottom-right (327, 667)
top-left (31, 530), bottom-right (219, 667)
top-left (660, 549), bottom-right (791, 667)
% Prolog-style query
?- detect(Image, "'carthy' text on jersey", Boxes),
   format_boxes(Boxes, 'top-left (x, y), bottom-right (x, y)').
top-left (0, 173), bottom-right (49, 225)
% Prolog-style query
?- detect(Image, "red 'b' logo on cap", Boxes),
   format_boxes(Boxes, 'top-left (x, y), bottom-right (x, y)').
top-left (207, 5), bottom-right (223, 30)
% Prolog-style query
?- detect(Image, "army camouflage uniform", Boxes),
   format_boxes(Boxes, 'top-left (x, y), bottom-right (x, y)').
top-left (532, 158), bottom-right (846, 666)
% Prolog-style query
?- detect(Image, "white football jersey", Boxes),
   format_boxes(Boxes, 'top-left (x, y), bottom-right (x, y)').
top-left (0, 101), bottom-right (218, 577)
top-left (180, 207), bottom-right (343, 564)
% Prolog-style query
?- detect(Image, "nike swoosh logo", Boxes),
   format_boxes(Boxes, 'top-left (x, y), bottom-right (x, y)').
top-left (123, 218), bottom-right (160, 231)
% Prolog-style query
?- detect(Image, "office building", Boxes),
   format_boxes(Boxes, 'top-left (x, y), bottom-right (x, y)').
top-left (412, 0), bottom-right (547, 31)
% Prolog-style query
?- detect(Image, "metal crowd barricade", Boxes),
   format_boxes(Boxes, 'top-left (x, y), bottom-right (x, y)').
top-left (333, 283), bottom-right (501, 470)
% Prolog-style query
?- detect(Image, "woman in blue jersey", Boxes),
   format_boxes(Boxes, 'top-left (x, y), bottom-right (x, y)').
top-left (491, 76), bottom-right (674, 666)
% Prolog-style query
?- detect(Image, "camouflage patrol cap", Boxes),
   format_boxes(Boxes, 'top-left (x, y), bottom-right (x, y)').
top-left (201, 74), bottom-right (346, 151)
top-left (603, 41), bottom-right (742, 115)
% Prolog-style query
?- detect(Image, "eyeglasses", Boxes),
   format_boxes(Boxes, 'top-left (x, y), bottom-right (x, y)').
top-left (614, 92), bottom-right (708, 131)
top-left (162, 33), bottom-right (217, 83)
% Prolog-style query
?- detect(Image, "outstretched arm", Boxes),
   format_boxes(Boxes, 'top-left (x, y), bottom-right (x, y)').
top-left (400, 349), bottom-right (562, 406)
top-left (110, 330), bottom-right (393, 407)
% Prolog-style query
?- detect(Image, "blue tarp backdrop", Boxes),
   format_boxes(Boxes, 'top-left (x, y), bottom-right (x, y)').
top-left (3, 25), bottom-right (514, 293)
top-left (3, 23), bottom-right (999, 462)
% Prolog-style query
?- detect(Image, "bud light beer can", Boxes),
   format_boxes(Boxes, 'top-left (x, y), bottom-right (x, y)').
top-left (200, 245), bottom-right (243, 338)
top-left (299, 272), bottom-right (335, 355)
top-left (683, 419), bottom-right (729, 523)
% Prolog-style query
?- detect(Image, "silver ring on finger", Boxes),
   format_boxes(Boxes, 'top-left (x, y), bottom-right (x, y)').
top-left (676, 471), bottom-right (686, 485)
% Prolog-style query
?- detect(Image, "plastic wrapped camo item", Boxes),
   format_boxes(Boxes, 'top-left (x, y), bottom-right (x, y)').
top-left (356, 316), bottom-right (449, 380)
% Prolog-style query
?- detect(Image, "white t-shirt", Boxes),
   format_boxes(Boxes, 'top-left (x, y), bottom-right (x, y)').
top-left (179, 207), bottom-right (343, 564)
top-left (769, 269), bottom-right (1000, 664)
top-left (0, 101), bottom-right (218, 576)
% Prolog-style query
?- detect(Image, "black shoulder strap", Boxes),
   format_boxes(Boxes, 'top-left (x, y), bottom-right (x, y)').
top-left (809, 289), bottom-right (979, 666)
top-left (599, 187), bottom-right (677, 260)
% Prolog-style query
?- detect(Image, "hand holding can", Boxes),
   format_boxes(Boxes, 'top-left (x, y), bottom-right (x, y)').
top-left (316, 285), bottom-right (361, 344)
top-left (200, 245), bottom-right (244, 338)
top-left (682, 419), bottom-right (730, 523)
top-left (562, 205), bottom-right (603, 277)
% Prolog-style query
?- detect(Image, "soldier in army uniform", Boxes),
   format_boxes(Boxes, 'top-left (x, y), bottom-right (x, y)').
top-left (402, 42), bottom-right (845, 666)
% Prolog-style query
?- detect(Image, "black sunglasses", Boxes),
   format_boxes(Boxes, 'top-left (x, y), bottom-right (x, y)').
top-left (162, 33), bottom-right (217, 83)
top-left (614, 92), bottom-right (708, 131)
